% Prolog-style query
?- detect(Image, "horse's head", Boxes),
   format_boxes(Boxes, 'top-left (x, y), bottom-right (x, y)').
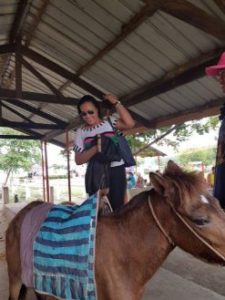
top-left (150, 160), bottom-right (225, 265)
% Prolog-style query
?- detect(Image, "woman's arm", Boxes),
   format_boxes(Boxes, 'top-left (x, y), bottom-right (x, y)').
top-left (103, 94), bottom-right (135, 130)
top-left (75, 135), bottom-right (101, 165)
top-left (75, 145), bottom-right (98, 165)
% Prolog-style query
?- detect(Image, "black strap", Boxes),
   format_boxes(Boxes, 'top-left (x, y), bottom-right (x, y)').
top-left (108, 117), bottom-right (120, 135)
top-left (108, 117), bottom-right (115, 131)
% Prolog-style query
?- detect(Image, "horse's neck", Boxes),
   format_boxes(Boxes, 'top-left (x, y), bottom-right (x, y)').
top-left (97, 195), bottom-right (174, 286)
top-left (126, 198), bottom-right (174, 282)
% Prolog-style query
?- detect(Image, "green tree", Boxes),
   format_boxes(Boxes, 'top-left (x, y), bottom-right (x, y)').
top-left (127, 116), bottom-right (219, 154)
top-left (0, 128), bottom-right (41, 185)
top-left (178, 147), bottom-right (216, 168)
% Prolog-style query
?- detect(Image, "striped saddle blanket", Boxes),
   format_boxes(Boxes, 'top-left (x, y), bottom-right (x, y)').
top-left (21, 194), bottom-right (98, 300)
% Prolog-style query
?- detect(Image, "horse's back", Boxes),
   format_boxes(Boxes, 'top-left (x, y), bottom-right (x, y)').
top-left (6, 200), bottom-right (44, 244)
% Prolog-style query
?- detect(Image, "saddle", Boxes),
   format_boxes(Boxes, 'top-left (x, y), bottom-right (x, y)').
top-left (61, 189), bottom-right (113, 216)
top-left (98, 188), bottom-right (113, 215)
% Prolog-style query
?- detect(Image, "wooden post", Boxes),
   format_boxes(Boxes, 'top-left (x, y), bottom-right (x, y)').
top-left (44, 141), bottom-right (50, 202)
top-left (49, 186), bottom-right (54, 203)
top-left (2, 186), bottom-right (9, 204)
top-left (15, 38), bottom-right (22, 98)
top-left (41, 141), bottom-right (46, 201)
top-left (66, 131), bottom-right (72, 202)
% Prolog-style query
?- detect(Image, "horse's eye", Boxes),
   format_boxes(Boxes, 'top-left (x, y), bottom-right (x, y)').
top-left (192, 218), bottom-right (210, 226)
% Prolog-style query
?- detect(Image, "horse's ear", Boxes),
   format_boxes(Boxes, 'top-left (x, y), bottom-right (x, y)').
top-left (150, 172), bottom-right (168, 196)
top-left (164, 160), bottom-right (182, 175)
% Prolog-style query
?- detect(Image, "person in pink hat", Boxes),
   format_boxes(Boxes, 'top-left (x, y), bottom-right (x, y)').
top-left (205, 52), bottom-right (225, 208)
top-left (206, 52), bottom-right (225, 92)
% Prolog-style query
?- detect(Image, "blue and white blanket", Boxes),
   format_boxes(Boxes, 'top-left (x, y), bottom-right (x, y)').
top-left (33, 194), bottom-right (98, 300)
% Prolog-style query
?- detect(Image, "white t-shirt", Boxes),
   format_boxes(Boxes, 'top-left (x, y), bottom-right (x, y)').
top-left (74, 116), bottom-right (124, 167)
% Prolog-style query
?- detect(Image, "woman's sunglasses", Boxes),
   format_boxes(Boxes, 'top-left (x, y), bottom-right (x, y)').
top-left (80, 110), bottom-right (95, 117)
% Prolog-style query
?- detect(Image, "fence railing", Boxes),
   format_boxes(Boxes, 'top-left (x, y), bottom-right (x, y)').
top-left (2, 176), bottom-right (87, 205)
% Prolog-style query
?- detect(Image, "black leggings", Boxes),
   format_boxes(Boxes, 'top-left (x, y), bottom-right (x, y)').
top-left (108, 165), bottom-right (126, 211)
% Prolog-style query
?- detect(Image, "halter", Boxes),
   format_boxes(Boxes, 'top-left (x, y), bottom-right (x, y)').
top-left (148, 196), bottom-right (225, 263)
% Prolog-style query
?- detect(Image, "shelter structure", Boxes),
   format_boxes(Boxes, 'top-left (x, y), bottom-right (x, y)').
top-left (1, 0), bottom-right (225, 200)
top-left (136, 145), bottom-right (166, 171)
top-left (0, 0), bottom-right (225, 144)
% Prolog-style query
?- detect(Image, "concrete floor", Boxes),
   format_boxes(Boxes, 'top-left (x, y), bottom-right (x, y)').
top-left (1, 203), bottom-right (225, 300)
top-left (142, 249), bottom-right (225, 300)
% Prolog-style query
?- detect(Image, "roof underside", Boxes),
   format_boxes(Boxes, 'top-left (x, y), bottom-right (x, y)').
top-left (0, 0), bottom-right (225, 148)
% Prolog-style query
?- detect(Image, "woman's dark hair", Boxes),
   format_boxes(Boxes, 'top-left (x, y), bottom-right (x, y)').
top-left (77, 95), bottom-right (101, 117)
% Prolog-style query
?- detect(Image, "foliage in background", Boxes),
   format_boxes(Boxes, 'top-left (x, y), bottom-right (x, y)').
top-left (127, 116), bottom-right (219, 153)
top-left (177, 147), bottom-right (216, 168)
top-left (0, 128), bottom-right (41, 185)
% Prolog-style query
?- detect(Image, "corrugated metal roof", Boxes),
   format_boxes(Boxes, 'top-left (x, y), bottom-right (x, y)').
top-left (0, 0), bottom-right (225, 148)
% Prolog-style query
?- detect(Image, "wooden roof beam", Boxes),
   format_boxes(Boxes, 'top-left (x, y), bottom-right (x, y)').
top-left (1, 100), bottom-right (67, 126)
top-left (42, 116), bottom-right (83, 142)
top-left (4, 127), bottom-right (64, 148)
top-left (2, 0), bottom-right (49, 90)
top-left (22, 58), bottom-right (64, 99)
top-left (59, 0), bottom-right (159, 91)
top-left (159, 0), bottom-right (225, 40)
top-left (24, 0), bottom-right (50, 47)
top-left (0, 88), bottom-right (79, 105)
top-left (9, 0), bottom-right (30, 43)
top-left (214, 0), bottom-right (225, 15)
top-left (147, 98), bottom-right (225, 129)
top-left (1, 102), bottom-right (36, 123)
top-left (15, 39), bottom-right (22, 98)
top-left (1, 0), bottom-right (29, 86)
top-left (0, 44), bottom-right (16, 55)
top-left (21, 47), bottom-right (154, 128)
top-left (74, 1), bottom-right (159, 77)
top-left (0, 119), bottom-right (66, 130)
top-left (122, 48), bottom-right (225, 107)
top-left (21, 57), bottom-right (66, 120)
top-left (21, 46), bottom-right (104, 99)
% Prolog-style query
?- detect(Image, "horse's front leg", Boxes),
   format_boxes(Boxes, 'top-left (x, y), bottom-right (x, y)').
top-left (6, 232), bottom-right (24, 300)
top-left (8, 250), bottom-right (23, 300)
top-left (8, 282), bottom-right (22, 300)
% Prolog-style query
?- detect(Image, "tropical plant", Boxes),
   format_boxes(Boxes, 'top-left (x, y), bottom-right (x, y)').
top-left (127, 116), bottom-right (219, 155)
top-left (0, 128), bottom-right (41, 185)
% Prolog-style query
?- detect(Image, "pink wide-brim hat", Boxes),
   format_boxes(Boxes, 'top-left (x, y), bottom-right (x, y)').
top-left (205, 52), bottom-right (225, 76)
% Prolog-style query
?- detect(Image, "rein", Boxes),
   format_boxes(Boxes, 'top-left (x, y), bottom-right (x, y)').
top-left (148, 196), bottom-right (225, 262)
top-left (148, 196), bottom-right (174, 246)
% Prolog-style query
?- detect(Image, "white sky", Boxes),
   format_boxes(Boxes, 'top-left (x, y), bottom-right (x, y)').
top-left (157, 127), bottom-right (219, 156)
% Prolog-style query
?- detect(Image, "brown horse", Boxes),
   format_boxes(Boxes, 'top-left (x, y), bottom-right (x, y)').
top-left (6, 161), bottom-right (225, 300)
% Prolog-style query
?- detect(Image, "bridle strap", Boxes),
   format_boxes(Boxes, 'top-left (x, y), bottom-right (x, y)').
top-left (148, 197), bottom-right (174, 246)
top-left (148, 196), bottom-right (225, 262)
top-left (168, 202), bottom-right (225, 262)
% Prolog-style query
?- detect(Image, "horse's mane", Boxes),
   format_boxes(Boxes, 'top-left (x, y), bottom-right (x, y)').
top-left (112, 190), bottom-right (150, 216)
top-left (112, 169), bottom-right (206, 217)
top-left (163, 168), bottom-right (206, 194)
